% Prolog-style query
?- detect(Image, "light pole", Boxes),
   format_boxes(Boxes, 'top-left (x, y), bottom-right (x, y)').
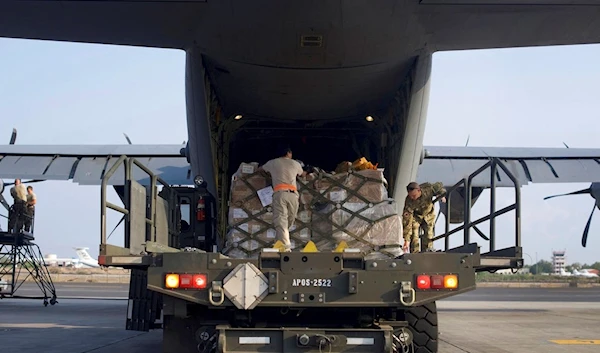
top-left (523, 253), bottom-right (534, 274)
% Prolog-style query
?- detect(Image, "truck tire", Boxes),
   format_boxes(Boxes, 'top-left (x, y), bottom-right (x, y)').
top-left (405, 302), bottom-right (438, 353)
top-left (163, 316), bottom-right (203, 353)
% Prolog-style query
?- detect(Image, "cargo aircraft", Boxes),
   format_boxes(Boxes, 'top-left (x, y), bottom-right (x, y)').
top-left (1, 1), bottom-right (600, 248)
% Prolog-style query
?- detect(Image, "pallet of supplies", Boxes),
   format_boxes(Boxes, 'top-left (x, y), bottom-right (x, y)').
top-left (222, 160), bottom-right (403, 260)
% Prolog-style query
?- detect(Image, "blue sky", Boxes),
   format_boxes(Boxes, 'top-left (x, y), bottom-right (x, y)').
top-left (1, 38), bottom-right (599, 266)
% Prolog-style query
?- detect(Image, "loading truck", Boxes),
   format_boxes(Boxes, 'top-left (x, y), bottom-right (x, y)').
top-left (97, 120), bottom-right (523, 353)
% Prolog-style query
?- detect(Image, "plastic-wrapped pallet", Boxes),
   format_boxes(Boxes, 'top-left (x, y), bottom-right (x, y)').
top-left (222, 162), bottom-right (402, 260)
top-left (311, 201), bottom-right (403, 259)
top-left (304, 169), bottom-right (402, 259)
top-left (223, 162), bottom-right (312, 259)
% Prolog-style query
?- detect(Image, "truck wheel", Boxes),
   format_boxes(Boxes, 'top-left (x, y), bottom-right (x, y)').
top-left (405, 302), bottom-right (438, 353)
top-left (163, 316), bottom-right (204, 353)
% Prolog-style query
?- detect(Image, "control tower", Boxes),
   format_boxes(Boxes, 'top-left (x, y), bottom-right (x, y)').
top-left (552, 250), bottom-right (567, 275)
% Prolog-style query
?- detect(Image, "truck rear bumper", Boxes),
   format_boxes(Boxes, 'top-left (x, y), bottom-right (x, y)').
top-left (214, 325), bottom-right (400, 353)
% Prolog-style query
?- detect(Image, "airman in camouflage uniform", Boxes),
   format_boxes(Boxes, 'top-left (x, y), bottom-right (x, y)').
top-left (402, 181), bottom-right (446, 252)
top-left (402, 210), bottom-right (421, 253)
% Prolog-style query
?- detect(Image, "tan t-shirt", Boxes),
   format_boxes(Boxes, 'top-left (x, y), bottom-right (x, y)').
top-left (27, 192), bottom-right (37, 206)
top-left (262, 157), bottom-right (304, 190)
top-left (10, 184), bottom-right (27, 202)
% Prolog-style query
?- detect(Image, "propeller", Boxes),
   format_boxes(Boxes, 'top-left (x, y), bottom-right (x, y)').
top-left (1, 128), bottom-right (18, 212)
top-left (543, 182), bottom-right (600, 247)
top-left (9, 128), bottom-right (17, 145)
top-left (1, 128), bottom-right (47, 214)
top-left (123, 133), bottom-right (132, 145)
top-left (0, 179), bottom-right (9, 212)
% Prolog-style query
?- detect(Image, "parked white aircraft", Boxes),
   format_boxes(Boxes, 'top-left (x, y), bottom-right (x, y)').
top-left (557, 269), bottom-right (573, 277)
top-left (573, 269), bottom-right (599, 278)
top-left (43, 247), bottom-right (99, 268)
top-left (72, 247), bottom-right (100, 268)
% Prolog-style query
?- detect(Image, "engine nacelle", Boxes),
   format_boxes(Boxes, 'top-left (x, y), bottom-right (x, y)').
top-left (439, 187), bottom-right (484, 224)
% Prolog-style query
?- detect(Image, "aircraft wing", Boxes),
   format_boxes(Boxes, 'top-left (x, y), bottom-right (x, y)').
top-left (0, 0), bottom-right (207, 48)
top-left (417, 146), bottom-right (600, 187)
top-left (419, 1), bottom-right (600, 51)
top-left (3, 143), bottom-right (600, 189)
top-left (0, 144), bottom-right (193, 186)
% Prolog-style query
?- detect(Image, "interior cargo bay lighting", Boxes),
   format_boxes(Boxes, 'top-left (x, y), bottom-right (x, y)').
top-left (234, 114), bottom-right (243, 120)
top-left (416, 275), bottom-right (431, 289)
top-left (444, 275), bottom-right (458, 289)
top-left (365, 115), bottom-right (374, 122)
top-left (165, 274), bottom-right (180, 289)
top-left (194, 175), bottom-right (205, 186)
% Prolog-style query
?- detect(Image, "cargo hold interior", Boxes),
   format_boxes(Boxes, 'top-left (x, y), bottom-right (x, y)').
top-left (210, 116), bottom-right (406, 240)
top-left (226, 119), bottom-right (399, 183)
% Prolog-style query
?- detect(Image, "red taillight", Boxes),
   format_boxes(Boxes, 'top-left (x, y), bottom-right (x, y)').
top-left (165, 273), bottom-right (207, 290)
top-left (415, 274), bottom-right (459, 290)
top-left (417, 275), bottom-right (431, 289)
top-left (193, 274), bottom-right (207, 289)
top-left (196, 197), bottom-right (206, 221)
top-left (431, 275), bottom-right (444, 289)
top-left (179, 274), bottom-right (194, 288)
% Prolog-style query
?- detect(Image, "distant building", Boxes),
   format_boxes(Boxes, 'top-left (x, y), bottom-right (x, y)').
top-left (552, 250), bottom-right (566, 275)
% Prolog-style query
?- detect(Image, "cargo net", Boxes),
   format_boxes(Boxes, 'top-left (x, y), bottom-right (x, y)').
top-left (222, 161), bottom-right (403, 260)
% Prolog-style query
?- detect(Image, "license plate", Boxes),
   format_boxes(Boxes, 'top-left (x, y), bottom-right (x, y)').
top-left (291, 278), bottom-right (332, 287)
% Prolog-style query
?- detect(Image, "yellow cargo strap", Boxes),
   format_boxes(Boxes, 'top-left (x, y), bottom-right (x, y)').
top-left (272, 240), bottom-right (286, 252)
top-left (301, 241), bottom-right (319, 253)
top-left (334, 241), bottom-right (348, 253)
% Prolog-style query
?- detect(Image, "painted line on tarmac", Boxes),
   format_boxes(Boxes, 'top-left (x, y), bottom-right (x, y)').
top-left (58, 296), bottom-right (128, 300)
top-left (550, 340), bottom-right (600, 345)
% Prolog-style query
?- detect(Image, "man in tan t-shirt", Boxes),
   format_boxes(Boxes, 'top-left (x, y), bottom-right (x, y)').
top-left (9, 179), bottom-right (27, 232)
top-left (24, 185), bottom-right (37, 232)
top-left (260, 145), bottom-right (306, 252)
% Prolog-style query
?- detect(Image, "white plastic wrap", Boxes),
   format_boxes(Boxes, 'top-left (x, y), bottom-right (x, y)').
top-left (311, 201), bottom-right (403, 260)
top-left (222, 163), bottom-right (401, 259)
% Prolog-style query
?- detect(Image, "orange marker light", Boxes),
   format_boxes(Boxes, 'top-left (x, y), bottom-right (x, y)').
top-left (444, 275), bottom-right (458, 289)
top-left (165, 274), bottom-right (180, 289)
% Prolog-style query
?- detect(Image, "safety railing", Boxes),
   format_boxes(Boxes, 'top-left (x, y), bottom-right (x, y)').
top-left (100, 155), bottom-right (172, 251)
top-left (3, 205), bottom-right (35, 235)
top-left (433, 157), bottom-right (522, 256)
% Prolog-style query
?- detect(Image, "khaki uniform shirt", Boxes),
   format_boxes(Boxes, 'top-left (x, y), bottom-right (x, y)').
top-left (10, 184), bottom-right (27, 202)
top-left (262, 157), bottom-right (304, 190)
top-left (27, 192), bottom-right (37, 206)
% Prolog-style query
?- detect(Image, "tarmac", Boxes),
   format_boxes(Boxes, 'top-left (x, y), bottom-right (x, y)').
top-left (1, 284), bottom-right (599, 353)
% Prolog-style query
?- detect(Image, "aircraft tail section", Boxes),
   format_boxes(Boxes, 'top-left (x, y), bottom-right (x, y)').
top-left (74, 247), bottom-right (93, 262)
top-left (74, 247), bottom-right (99, 267)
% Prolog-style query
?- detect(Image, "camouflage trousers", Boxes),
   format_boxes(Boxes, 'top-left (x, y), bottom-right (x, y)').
top-left (8, 201), bottom-right (26, 233)
top-left (402, 212), bottom-right (436, 253)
